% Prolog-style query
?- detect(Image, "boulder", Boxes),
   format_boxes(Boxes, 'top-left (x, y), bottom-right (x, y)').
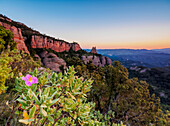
top-left (42, 53), bottom-right (66, 72)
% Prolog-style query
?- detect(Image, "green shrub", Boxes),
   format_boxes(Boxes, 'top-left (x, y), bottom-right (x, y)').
top-left (3, 67), bottom-right (126, 125)
top-left (14, 67), bottom-right (100, 125)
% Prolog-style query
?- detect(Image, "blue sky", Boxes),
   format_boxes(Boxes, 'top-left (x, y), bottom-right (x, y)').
top-left (0, 0), bottom-right (170, 49)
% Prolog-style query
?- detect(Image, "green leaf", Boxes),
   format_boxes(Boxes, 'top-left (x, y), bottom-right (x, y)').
top-left (22, 93), bottom-right (27, 101)
top-left (31, 90), bottom-right (40, 105)
top-left (46, 89), bottom-right (58, 101)
top-left (32, 84), bottom-right (37, 92)
top-left (33, 68), bottom-right (38, 76)
top-left (48, 115), bottom-right (54, 123)
top-left (17, 99), bottom-right (27, 106)
top-left (50, 90), bottom-right (58, 98)
top-left (29, 105), bottom-right (36, 119)
top-left (15, 110), bottom-right (20, 114)
top-left (48, 98), bottom-right (59, 106)
top-left (40, 108), bottom-right (47, 117)
top-left (42, 87), bottom-right (50, 97)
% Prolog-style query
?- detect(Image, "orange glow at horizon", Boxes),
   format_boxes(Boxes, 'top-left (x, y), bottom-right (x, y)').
top-left (71, 23), bottom-right (170, 50)
top-left (85, 40), bottom-right (170, 49)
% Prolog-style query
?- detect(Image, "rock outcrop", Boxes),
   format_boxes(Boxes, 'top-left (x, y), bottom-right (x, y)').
top-left (82, 55), bottom-right (112, 67)
top-left (39, 51), bottom-right (66, 72)
top-left (0, 21), bottom-right (29, 54)
top-left (0, 14), bottom-right (82, 53)
top-left (90, 47), bottom-right (97, 54)
top-left (31, 35), bottom-right (81, 52)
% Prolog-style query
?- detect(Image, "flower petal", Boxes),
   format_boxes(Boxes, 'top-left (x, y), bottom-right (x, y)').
top-left (32, 77), bottom-right (38, 84)
top-left (25, 80), bottom-right (32, 86)
top-left (21, 77), bottom-right (26, 81)
top-left (26, 74), bottom-right (32, 79)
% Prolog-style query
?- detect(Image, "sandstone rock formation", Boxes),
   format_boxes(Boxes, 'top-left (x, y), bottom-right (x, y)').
top-left (0, 14), bottom-right (82, 53)
top-left (81, 55), bottom-right (112, 67)
top-left (90, 47), bottom-right (97, 54)
top-left (0, 21), bottom-right (29, 54)
top-left (39, 51), bottom-right (66, 72)
top-left (31, 35), bottom-right (81, 52)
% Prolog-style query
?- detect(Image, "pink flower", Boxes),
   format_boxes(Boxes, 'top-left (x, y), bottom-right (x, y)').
top-left (21, 74), bottom-right (38, 86)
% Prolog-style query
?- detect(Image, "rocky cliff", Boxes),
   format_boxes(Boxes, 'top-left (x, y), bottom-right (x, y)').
top-left (31, 35), bottom-right (81, 52)
top-left (0, 14), bottom-right (112, 72)
top-left (0, 17), bottom-right (29, 54)
top-left (0, 14), bottom-right (81, 53)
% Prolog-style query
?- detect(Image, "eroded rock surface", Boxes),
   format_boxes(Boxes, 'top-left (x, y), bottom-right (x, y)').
top-left (81, 55), bottom-right (112, 67)
top-left (39, 51), bottom-right (66, 72)
top-left (31, 35), bottom-right (81, 52)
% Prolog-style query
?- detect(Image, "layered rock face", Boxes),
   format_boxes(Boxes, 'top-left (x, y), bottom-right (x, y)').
top-left (31, 35), bottom-right (81, 52)
top-left (38, 51), bottom-right (66, 72)
top-left (0, 14), bottom-right (81, 53)
top-left (82, 55), bottom-right (112, 67)
top-left (0, 21), bottom-right (29, 54)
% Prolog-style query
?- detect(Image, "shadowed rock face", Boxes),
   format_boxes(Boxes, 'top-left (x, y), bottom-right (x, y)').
top-left (0, 14), bottom-right (82, 53)
top-left (39, 51), bottom-right (66, 72)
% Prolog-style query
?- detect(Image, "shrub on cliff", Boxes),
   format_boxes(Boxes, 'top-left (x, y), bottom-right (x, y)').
top-left (0, 25), bottom-right (16, 52)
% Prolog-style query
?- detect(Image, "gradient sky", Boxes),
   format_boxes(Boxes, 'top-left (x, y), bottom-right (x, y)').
top-left (0, 0), bottom-right (170, 49)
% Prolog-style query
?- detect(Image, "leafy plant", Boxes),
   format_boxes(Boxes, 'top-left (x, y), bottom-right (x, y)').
top-left (15, 67), bottom-right (100, 125)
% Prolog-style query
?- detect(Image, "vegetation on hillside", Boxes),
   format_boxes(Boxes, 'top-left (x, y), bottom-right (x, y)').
top-left (128, 66), bottom-right (170, 111)
top-left (0, 24), bottom-right (169, 125)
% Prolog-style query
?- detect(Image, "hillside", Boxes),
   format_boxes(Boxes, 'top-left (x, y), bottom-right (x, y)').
top-left (0, 14), bottom-right (112, 72)
top-left (129, 66), bottom-right (170, 110)
top-left (87, 49), bottom-right (170, 110)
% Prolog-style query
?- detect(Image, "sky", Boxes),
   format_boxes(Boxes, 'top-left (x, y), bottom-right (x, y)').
top-left (0, 0), bottom-right (170, 49)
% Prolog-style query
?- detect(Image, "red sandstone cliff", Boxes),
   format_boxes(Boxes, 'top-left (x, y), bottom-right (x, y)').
top-left (0, 18), bottom-right (29, 54)
top-left (31, 35), bottom-right (81, 52)
top-left (0, 14), bottom-right (81, 53)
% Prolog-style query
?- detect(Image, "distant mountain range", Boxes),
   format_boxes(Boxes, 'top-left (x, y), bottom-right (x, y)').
top-left (152, 48), bottom-right (170, 54)
top-left (85, 48), bottom-right (170, 68)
